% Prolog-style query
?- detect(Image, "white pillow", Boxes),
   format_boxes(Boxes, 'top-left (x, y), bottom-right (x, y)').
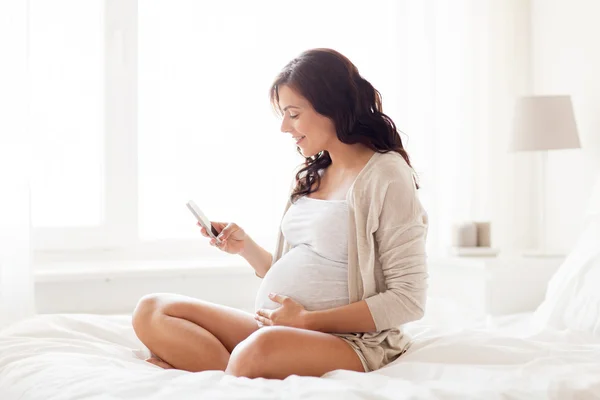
top-left (532, 215), bottom-right (600, 334)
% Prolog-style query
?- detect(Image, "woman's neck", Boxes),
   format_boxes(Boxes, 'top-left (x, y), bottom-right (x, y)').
top-left (326, 142), bottom-right (375, 170)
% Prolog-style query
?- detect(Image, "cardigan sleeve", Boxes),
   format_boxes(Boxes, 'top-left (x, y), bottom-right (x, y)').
top-left (364, 176), bottom-right (428, 331)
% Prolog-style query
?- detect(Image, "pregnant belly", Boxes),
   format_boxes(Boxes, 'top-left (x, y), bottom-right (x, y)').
top-left (254, 246), bottom-right (349, 313)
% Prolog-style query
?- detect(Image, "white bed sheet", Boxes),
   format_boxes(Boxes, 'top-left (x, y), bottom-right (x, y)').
top-left (1, 311), bottom-right (600, 400)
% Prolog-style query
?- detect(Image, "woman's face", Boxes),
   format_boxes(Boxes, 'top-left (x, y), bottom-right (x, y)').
top-left (277, 85), bottom-right (337, 158)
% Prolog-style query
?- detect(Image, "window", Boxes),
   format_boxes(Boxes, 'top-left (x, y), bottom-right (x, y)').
top-left (31, 0), bottom-right (438, 260)
top-left (30, 0), bottom-right (105, 229)
top-left (29, 0), bottom-right (129, 251)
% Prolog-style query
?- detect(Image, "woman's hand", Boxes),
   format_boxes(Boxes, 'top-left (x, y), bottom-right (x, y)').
top-left (199, 221), bottom-right (247, 255)
top-left (255, 293), bottom-right (310, 330)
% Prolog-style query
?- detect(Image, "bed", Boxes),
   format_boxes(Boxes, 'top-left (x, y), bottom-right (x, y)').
top-left (2, 219), bottom-right (599, 399)
top-left (1, 310), bottom-right (600, 400)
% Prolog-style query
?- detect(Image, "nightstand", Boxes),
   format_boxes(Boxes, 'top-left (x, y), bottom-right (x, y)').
top-left (426, 255), bottom-right (564, 321)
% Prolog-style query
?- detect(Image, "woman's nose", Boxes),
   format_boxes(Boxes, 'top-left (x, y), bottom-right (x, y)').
top-left (280, 118), bottom-right (290, 133)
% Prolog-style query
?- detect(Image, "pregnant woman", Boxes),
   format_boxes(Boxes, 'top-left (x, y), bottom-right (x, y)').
top-left (132, 48), bottom-right (428, 379)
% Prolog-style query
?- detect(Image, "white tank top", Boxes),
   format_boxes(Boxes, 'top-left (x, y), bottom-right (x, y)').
top-left (254, 196), bottom-right (350, 316)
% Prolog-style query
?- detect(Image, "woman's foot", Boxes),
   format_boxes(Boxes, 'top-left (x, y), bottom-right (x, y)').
top-left (145, 356), bottom-right (175, 369)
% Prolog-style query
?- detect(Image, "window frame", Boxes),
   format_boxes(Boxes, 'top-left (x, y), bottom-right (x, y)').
top-left (33, 0), bottom-right (138, 253)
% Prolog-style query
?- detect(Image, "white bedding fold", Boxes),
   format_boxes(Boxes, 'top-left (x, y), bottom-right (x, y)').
top-left (1, 313), bottom-right (600, 400)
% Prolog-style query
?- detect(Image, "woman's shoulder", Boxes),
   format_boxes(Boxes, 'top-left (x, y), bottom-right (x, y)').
top-left (350, 151), bottom-right (420, 219)
top-left (358, 151), bottom-right (415, 188)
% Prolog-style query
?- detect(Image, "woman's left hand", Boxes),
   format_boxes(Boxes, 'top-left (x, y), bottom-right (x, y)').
top-left (255, 293), bottom-right (310, 329)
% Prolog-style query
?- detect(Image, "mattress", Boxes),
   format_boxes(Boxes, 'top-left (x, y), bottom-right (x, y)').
top-left (1, 311), bottom-right (600, 400)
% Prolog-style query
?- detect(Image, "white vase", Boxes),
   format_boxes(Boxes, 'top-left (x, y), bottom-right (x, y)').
top-left (451, 222), bottom-right (478, 247)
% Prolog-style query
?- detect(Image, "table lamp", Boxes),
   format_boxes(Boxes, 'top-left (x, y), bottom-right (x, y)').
top-left (509, 95), bottom-right (581, 256)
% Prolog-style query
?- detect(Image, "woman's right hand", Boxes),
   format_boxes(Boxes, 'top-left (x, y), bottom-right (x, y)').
top-left (199, 221), bottom-right (248, 255)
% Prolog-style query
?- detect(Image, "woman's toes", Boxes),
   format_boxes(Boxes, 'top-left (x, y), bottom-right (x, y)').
top-left (145, 356), bottom-right (174, 369)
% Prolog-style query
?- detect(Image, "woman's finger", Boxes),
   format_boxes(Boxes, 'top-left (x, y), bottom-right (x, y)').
top-left (268, 293), bottom-right (288, 304)
top-left (218, 223), bottom-right (237, 241)
top-left (197, 222), bottom-right (209, 237)
top-left (254, 315), bottom-right (271, 326)
top-left (210, 222), bottom-right (227, 233)
top-left (256, 309), bottom-right (273, 319)
top-left (217, 224), bottom-right (230, 241)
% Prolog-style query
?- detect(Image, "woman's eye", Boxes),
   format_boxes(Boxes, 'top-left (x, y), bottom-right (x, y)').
top-left (289, 114), bottom-right (299, 119)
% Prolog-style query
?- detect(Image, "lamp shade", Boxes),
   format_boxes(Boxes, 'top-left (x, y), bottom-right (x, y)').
top-left (510, 95), bottom-right (581, 152)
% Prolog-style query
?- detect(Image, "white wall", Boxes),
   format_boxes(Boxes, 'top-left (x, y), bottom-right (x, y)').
top-left (35, 264), bottom-right (260, 314)
top-left (531, 0), bottom-right (600, 252)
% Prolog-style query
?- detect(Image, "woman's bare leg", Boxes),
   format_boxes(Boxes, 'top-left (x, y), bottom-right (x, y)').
top-left (132, 293), bottom-right (259, 372)
top-left (226, 326), bottom-right (365, 378)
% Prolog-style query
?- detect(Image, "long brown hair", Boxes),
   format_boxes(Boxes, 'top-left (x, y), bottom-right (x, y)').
top-left (270, 48), bottom-right (418, 202)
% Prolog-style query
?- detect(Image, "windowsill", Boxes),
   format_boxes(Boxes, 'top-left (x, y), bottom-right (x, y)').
top-left (34, 256), bottom-right (251, 283)
top-left (33, 252), bottom-right (541, 283)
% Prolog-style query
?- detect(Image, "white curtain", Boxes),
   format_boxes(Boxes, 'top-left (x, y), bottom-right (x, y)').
top-left (400, 0), bottom-right (531, 254)
top-left (0, 0), bottom-right (35, 330)
top-left (0, 149), bottom-right (34, 331)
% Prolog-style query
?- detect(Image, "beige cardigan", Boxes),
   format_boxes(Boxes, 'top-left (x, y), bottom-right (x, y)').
top-left (268, 151), bottom-right (428, 337)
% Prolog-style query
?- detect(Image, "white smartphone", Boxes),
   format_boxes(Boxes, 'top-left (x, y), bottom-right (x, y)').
top-left (186, 200), bottom-right (221, 245)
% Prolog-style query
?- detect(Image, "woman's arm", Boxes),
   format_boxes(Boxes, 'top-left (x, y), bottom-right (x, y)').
top-left (239, 235), bottom-right (273, 278)
top-left (305, 300), bottom-right (376, 333)
top-left (363, 177), bottom-right (428, 331)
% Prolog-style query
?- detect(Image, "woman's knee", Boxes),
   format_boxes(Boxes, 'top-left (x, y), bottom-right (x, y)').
top-left (132, 293), bottom-right (166, 337)
top-left (225, 327), bottom-right (283, 378)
